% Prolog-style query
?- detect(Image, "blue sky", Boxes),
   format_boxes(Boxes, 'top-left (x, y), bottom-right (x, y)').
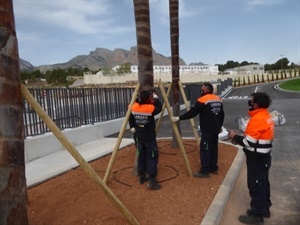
top-left (13, 0), bottom-right (300, 67)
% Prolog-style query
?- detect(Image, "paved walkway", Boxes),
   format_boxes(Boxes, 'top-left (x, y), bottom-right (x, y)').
top-left (25, 138), bottom-right (134, 188)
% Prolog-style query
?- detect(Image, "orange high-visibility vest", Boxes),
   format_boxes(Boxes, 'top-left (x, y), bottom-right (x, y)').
top-left (243, 108), bottom-right (274, 154)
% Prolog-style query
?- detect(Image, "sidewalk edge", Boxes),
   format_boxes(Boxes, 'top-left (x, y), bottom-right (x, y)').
top-left (200, 142), bottom-right (244, 225)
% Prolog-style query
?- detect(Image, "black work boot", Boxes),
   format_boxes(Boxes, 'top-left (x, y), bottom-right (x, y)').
top-left (247, 209), bottom-right (271, 218)
top-left (139, 175), bottom-right (149, 184)
top-left (210, 168), bottom-right (219, 174)
top-left (238, 214), bottom-right (264, 225)
top-left (193, 171), bottom-right (210, 178)
top-left (210, 166), bottom-right (219, 174)
top-left (147, 178), bottom-right (161, 190)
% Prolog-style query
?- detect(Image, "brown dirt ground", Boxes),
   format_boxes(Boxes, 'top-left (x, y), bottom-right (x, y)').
top-left (27, 139), bottom-right (237, 225)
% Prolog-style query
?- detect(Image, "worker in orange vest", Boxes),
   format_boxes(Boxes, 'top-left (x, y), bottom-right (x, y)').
top-left (228, 92), bottom-right (274, 225)
top-left (129, 90), bottom-right (162, 190)
top-left (172, 82), bottom-right (225, 178)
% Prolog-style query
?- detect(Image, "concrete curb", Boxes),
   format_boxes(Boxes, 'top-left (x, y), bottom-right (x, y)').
top-left (200, 142), bottom-right (244, 225)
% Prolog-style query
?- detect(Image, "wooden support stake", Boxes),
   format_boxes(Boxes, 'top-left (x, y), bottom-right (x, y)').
top-left (155, 83), bottom-right (172, 133)
top-left (157, 80), bottom-right (192, 176)
top-left (178, 80), bottom-right (200, 146)
top-left (20, 84), bottom-right (140, 225)
top-left (103, 82), bottom-right (141, 184)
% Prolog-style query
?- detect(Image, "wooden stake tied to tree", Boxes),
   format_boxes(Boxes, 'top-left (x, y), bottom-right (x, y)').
top-left (21, 84), bottom-right (140, 225)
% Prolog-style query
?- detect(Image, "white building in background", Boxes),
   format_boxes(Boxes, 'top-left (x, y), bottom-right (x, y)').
top-left (113, 65), bottom-right (219, 74)
top-left (84, 64), bottom-right (221, 85)
top-left (231, 64), bottom-right (265, 74)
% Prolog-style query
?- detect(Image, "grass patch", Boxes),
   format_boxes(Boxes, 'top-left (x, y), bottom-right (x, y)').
top-left (278, 78), bottom-right (300, 91)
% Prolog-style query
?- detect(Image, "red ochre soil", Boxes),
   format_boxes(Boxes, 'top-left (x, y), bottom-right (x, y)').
top-left (27, 139), bottom-right (237, 225)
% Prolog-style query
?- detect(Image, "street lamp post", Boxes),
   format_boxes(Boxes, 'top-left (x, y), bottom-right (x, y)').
top-left (280, 54), bottom-right (283, 72)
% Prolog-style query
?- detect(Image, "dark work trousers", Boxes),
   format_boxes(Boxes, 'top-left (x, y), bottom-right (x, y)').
top-left (246, 153), bottom-right (272, 216)
top-left (200, 132), bottom-right (219, 174)
top-left (137, 138), bottom-right (159, 179)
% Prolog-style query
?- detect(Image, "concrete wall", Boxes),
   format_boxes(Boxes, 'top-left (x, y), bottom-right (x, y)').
top-left (24, 118), bottom-right (126, 163)
top-left (84, 72), bottom-right (235, 84)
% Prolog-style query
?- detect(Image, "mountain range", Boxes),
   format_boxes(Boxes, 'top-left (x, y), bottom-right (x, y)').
top-left (19, 46), bottom-right (205, 73)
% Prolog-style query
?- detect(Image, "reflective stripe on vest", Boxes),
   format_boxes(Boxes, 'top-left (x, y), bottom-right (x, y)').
top-left (244, 146), bottom-right (272, 154)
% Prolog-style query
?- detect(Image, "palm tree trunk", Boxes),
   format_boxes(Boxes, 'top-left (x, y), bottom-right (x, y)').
top-left (133, 0), bottom-right (154, 88)
top-left (132, 0), bottom-right (154, 175)
top-left (169, 0), bottom-right (180, 147)
top-left (0, 1), bottom-right (29, 224)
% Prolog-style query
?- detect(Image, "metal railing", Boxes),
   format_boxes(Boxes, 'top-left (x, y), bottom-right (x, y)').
top-left (23, 87), bottom-right (137, 137)
top-left (23, 81), bottom-right (233, 138)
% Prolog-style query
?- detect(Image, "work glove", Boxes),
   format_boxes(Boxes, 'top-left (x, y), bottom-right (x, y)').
top-left (172, 117), bottom-right (180, 123)
top-left (152, 93), bottom-right (158, 99)
top-left (130, 127), bottom-right (136, 134)
top-left (227, 130), bottom-right (238, 145)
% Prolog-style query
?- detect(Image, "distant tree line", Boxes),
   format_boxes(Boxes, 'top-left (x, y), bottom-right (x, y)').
top-left (21, 67), bottom-right (91, 86)
top-left (20, 64), bottom-right (133, 86)
top-left (217, 57), bottom-right (299, 72)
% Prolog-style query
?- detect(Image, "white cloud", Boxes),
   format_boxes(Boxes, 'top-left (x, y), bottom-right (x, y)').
top-left (245, 0), bottom-right (284, 10)
top-left (14, 0), bottom-right (131, 35)
top-left (16, 31), bottom-right (43, 42)
top-left (12, 0), bottom-right (299, 66)
top-left (149, 0), bottom-right (198, 26)
top-left (178, 0), bottom-right (198, 19)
